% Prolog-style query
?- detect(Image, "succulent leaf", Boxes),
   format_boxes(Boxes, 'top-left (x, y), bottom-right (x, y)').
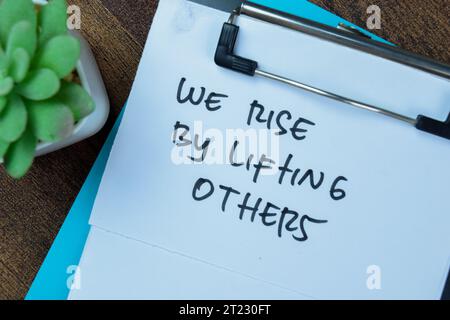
top-left (9, 48), bottom-right (30, 83)
top-left (0, 139), bottom-right (9, 158)
top-left (0, 96), bottom-right (6, 113)
top-left (0, 50), bottom-right (9, 78)
top-left (0, 94), bottom-right (27, 143)
top-left (4, 126), bottom-right (37, 179)
top-left (16, 68), bottom-right (60, 101)
top-left (0, 0), bottom-right (37, 48)
top-left (57, 81), bottom-right (95, 121)
top-left (39, 0), bottom-right (68, 45)
top-left (0, 77), bottom-right (14, 96)
top-left (6, 21), bottom-right (37, 58)
top-left (33, 35), bottom-right (80, 78)
top-left (27, 99), bottom-right (75, 142)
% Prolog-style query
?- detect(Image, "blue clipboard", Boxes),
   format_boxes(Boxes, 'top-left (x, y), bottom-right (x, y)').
top-left (28, 0), bottom-right (447, 300)
top-left (26, 110), bottom-right (124, 300)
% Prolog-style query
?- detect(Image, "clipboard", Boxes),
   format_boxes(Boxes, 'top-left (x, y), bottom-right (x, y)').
top-left (26, 0), bottom-right (450, 300)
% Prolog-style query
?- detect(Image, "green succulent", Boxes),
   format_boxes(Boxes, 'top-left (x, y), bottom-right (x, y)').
top-left (0, 0), bottom-right (95, 179)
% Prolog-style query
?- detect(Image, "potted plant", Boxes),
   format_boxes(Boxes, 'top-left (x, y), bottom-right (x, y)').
top-left (0, 0), bottom-right (109, 179)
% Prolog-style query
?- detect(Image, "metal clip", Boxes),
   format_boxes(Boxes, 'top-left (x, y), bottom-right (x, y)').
top-left (337, 22), bottom-right (371, 39)
top-left (214, 1), bottom-right (450, 140)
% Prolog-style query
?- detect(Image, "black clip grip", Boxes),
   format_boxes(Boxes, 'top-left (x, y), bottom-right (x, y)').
top-left (215, 23), bottom-right (258, 76)
top-left (416, 113), bottom-right (450, 140)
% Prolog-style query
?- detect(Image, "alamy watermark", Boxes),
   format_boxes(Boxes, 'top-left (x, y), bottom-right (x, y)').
top-left (66, 265), bottom-right (81, 290)
top-left (171, 120), bottom-right (281, 175)
top-left (67, 5), bottom-right (81, 30)
top-left (366, 264), bottom-right (382, 290)
top-left (366, 5), bottom-right (381, 30)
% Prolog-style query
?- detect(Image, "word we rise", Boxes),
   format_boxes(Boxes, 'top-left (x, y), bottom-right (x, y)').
top-left (176, 77), bottom-right (316, 141)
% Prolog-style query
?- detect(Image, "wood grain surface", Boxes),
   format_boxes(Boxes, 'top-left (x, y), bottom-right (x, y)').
top-left (0, 0), bottom-right (448, 299)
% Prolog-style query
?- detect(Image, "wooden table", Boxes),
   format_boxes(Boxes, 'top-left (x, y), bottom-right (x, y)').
top-left (0, 0), bottom-right (448, 299)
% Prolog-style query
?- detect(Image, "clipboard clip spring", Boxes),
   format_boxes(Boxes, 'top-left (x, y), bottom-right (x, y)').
top-left (214, 1), bottom-right (450, 141)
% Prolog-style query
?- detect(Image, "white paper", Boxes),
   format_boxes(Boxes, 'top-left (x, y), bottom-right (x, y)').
top-left (87, 0), bottom-right (450, 299)
top-left (69, 227), bottom-right (307, 300)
